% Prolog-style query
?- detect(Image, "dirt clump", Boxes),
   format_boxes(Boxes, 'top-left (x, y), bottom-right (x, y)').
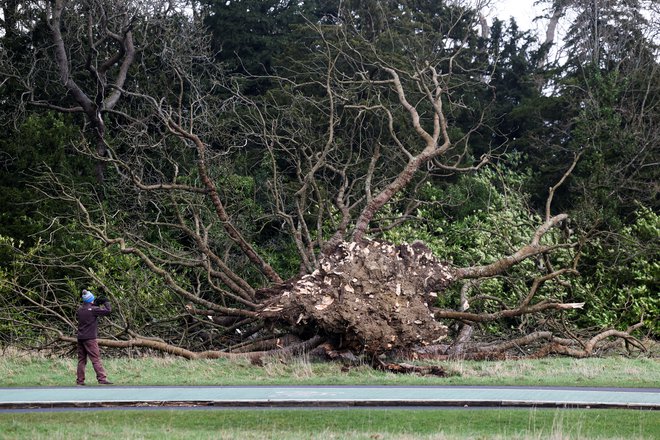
top-left (277, 239), bottom-right (454, 354)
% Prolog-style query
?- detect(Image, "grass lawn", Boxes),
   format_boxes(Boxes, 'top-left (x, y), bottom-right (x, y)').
top-left (1, 353), bottom-right (658, 439)
top-left (1, 352), bottom-right (659, 388)
top-left (1, 407), bottom-right (658, 440)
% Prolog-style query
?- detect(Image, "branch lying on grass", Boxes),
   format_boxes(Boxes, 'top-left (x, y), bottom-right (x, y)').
top-left (57, 333), bottom-right (324, 361)
top-left (413, 327), bottom-right (646, 361)
top-left (374, 359), bottom-right (447, 377)
top-left (531, 329), bottom-right (647, 358)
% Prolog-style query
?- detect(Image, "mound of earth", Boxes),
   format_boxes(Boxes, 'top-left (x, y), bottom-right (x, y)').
top-left (275, 239), bottom-right (454, 354)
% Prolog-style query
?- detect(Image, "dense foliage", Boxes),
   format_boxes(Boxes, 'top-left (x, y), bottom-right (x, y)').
top-left (0, 0), bottom-right (657, 351)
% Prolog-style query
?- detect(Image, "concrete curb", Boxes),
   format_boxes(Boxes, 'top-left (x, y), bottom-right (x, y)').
top-left (1, 386), bottom-right (658, 410)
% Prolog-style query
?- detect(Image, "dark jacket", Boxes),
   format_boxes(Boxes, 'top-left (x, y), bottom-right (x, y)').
top-left (77, 302), bottom-right (112, 340)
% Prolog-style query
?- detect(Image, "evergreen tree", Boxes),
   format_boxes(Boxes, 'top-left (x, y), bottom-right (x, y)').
top-left (200, 0), bottom-right (338, 75)
top-left (535, 0), bottom-right (659, 223)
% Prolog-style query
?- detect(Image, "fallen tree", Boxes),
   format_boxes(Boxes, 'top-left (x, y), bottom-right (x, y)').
top-left (0, 0), bottom-right (649, 369)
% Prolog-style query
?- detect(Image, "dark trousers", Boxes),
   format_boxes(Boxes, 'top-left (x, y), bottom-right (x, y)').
top-left (76, 339), bottom-right (107, 384)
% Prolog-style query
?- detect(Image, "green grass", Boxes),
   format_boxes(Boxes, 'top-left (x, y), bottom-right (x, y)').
top-left (1, 353), bottom-right (658, 439)
top-left (1, 352), bottom-right (658, 388)
top-left (0, 408), bottom-right (657, 439)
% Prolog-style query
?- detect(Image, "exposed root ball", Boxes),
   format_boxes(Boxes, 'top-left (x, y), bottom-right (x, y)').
top-left (279, 240), bottom-right (454, 354)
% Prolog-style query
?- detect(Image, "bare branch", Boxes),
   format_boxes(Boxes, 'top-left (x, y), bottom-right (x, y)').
top-left (455, 214), bottom-right (569, 279)
top-left (546, 153), bottom-right (581, 222)
top-left (58, 333), bottom-right (324, 360)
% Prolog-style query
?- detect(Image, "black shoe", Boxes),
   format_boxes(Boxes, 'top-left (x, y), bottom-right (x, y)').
top-left (98, 380), bottom-right (113, 385)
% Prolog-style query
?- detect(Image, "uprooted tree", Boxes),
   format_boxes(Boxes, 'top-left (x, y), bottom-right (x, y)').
top-left (0, 0), bottom-right (648, 366)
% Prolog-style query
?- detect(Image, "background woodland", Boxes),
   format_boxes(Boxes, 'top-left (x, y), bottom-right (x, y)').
top-left (0, 0), bottom-right (657, 362)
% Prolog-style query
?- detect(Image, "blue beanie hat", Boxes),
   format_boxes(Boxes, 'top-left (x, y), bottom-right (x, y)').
top-left (82, 289), bottom-right (95, 303)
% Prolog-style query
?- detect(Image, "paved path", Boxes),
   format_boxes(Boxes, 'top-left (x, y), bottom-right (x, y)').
top-left (1, 386), bottom-right (658, 410)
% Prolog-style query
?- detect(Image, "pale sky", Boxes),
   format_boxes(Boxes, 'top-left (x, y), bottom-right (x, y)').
top-left (484, 0), bottom-right (573, 61)
top-left (487, 0), bottom-right (660, 59)
top-left (488, 0), bottom-right (545, 33)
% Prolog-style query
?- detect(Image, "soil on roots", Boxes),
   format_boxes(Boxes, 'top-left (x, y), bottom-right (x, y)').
top-left (276, 239), bottom-right (455, 354)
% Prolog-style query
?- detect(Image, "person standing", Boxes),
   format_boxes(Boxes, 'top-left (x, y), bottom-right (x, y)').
top-left (76, 289), bottom-right (113, 385)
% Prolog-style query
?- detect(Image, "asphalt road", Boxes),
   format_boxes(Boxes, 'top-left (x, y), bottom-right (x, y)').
top-left (1, 385), bottom-right (658, 411)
